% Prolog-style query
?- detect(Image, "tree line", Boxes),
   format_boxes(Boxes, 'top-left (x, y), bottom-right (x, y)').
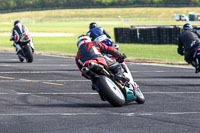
top-left (0, 0), bottom-right (200, 11)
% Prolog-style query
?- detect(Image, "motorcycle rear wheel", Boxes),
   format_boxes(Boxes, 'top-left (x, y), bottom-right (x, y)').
top-left (96, 75), bottom-right (125, 107)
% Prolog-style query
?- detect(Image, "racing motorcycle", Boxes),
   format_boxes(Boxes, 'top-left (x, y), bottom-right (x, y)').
top-left (81, 57), bottom-right (145, 107)
top-left (17, 33), bottom-right (34, 63)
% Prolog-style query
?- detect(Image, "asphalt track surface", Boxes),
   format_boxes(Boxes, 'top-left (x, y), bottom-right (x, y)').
top-left (0, 51), bottom-right (200, 133)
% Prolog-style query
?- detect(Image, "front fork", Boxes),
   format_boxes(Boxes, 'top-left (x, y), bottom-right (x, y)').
top-left (29, 39), bottom-right (34, 50)
top-left (196, 58), bottom-right (200, 71)
top-left (196, 58), bottom-right (199, 67)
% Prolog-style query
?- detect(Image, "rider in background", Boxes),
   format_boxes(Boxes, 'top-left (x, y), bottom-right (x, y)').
top-left (10, 20), bottom-right (34, 54)
top-left (177, 23), bottom-right (200, 73)
top-left (86, 22), bottom-right (115, 48)
top-left (75, 35), bottom-right (127, 84)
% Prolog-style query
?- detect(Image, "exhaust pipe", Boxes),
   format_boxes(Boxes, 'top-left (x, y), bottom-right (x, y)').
top-left (88, 62), bottom-right (104, 70)
top-left (81, 67), bottom-right (98, 78)
top-left (81, 67), bottom-right (89, 73)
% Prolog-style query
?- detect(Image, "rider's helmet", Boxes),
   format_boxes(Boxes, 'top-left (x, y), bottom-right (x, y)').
top-left (14, 20), bottom-right (21, 26)
top-left (183, 23), bottom-right (193, 31)
top-left (89, 22), bottom-right (97, 30)
top-left (77, 35), bottom-right (91, 48)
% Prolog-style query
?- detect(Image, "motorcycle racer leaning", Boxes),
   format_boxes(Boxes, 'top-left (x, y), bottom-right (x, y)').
top-left (86, 22), bottom-right (115, 48)
top-left (10, 20), bottom-right (34, 54)
top-left (75, 35), bottom-right (128, 84)
top-left (177, 23), bottom-right (200, 73)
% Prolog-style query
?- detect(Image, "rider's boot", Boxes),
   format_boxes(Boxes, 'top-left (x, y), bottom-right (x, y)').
top-left (17, 50), bottom-right (24, 62)
top-left (91, 82), bottom-right (97, 91)
top-left (91, 82), bottom-right (106, 101)
top-left (114, 74), bottom-right (130, 85)
top-left (195, 66), bottom-right (200, 73)
top-left (191, 61), bottom-right (200, 73)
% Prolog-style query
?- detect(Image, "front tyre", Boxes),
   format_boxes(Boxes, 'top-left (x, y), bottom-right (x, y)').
top-left (97, 76), bottom-right (125, 107)
top-left (24, 45), bottom-right (33, 63)
top-left (135, 87), bottom-right (145, 104)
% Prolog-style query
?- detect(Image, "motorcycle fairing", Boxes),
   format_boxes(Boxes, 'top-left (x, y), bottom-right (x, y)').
top-left (193, 46), bottom-right (200, 58)
top-left (124, 83), bottom-right (137, 101)
top-left (83, 57), bottom-right (109, 68)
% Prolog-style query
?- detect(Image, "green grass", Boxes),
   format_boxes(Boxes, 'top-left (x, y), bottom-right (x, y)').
top-left (0, 7), bottom-right (191, 63)
top-left (1, 7), bottom-right (197, 33)
top-left (34, 36), bottom-right (77, 55)
top-left (1, 8), bottom-right (200, 20)
top-left (0, 35), bottom-right (184, 63)
top-left (119, 44), bottom-right (183, 63)
top-left (0, 36), bottom-right (14, 51)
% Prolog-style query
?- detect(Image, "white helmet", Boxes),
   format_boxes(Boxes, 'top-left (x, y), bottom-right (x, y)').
top-left (77, 35), bottom-right (91, 48)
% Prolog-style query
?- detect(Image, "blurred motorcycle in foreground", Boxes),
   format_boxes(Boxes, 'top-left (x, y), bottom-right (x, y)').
top-left (81, 57), bottom-right (145, 107)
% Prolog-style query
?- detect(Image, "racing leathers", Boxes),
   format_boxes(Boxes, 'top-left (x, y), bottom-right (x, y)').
top-left (75, 41), bottom-right (126, 83)
top-left (178, 29), bottom-right (200, 65)
top-left (10, 23), bottom-right (34, 53)
top-left (86, 27), bottom-right (113, 47)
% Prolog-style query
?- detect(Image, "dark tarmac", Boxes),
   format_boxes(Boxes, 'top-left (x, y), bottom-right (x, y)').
top-left (0, 51), bottom-right (200, 133)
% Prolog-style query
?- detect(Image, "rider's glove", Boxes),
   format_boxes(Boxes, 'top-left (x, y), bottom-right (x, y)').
top-left (118, 53), bottom-right (127, 63)
top-left (177, 48), bottom-right (184, 56)
top-left (10, 37), bottom-right (14, 41)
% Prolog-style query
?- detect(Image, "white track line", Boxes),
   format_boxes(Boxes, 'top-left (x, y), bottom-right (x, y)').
top-left (0, 64), bottom-right (70, 67)
top-left (0, 51), bottom-right (193, 69)
top-left (0, 80), bottom-right (88, 82)
top-left (131, 70), bottom-right (166, 73)
top-left (0, 93), bottom-right (97, 95)
top-left (143, 92), bottom-right (200, 94)
top-left (130, 62), bottom-right (193, 69)
top-left (37, 54), bottom-right (73, 59)
top-left (0, 71), bottom-right (78, 74)
top-left (0, 112), bottom-right (199, 116)
top-left (130, 70), bottom-right (195, 73)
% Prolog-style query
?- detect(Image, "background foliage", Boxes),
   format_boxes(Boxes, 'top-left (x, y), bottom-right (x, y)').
top-left (1, 0), bottom-right (200, 11)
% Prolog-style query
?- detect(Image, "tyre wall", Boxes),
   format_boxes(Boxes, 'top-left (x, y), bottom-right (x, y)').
top-left (114, 26), bottom-right (181, 44)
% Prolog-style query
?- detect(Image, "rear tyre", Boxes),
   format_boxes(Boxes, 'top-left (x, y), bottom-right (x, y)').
top-left (24, 45), bottom-right (33, 63)
top-left (135, 87), bottom-right (145, 104)
top-left (96, 76), bottom-right (125, 107)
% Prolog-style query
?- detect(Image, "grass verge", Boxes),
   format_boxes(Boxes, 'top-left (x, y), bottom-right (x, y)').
top-left (0, 36), bottom-right (185, 64)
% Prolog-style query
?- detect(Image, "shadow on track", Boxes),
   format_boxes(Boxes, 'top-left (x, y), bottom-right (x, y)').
top-left (15, 103), bottom-right (113, 108)
top-left (0, 61), bottom-right (21, 63)
top-left (65, 69), bottom-right (79, 72)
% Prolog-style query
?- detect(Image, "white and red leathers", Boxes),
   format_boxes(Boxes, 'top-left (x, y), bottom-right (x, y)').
top-left (10, 22), bottom-right (34, 53)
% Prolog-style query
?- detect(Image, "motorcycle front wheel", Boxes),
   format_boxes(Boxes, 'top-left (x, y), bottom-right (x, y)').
top-left (96, 75), bottom-right (125, 107)
top-left (135, 87), bottom-right (145, 104)
top-left (23, 45), bottom-right (33, 63)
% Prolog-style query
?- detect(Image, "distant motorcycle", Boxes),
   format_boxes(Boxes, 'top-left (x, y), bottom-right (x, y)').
top-left (193, 46), bottom-right (200, 73)
top-left (17, 33), bottom-right (33, 63)
top-left (81, 57), bottom-right (145, 107)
